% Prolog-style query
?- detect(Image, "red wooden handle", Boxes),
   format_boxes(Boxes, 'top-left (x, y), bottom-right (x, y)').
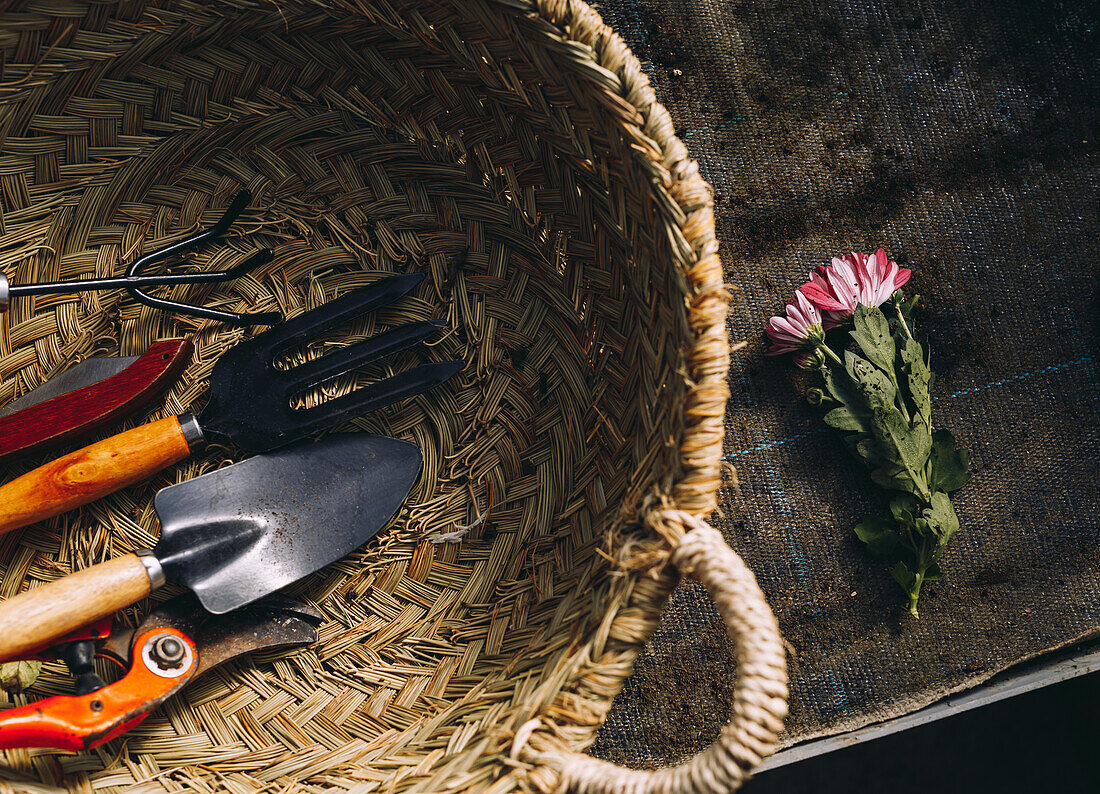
top-left (0, 339), bottom-right (192, 464)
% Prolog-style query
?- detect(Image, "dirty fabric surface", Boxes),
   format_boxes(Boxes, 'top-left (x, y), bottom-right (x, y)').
top-left (591, 0), bottom-right (1099, 766)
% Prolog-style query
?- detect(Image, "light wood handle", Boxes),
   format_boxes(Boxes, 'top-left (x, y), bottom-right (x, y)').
top-left (0, 554), bottom-right (153, 662)
top-left (0, 416), bottom-right (193, 535)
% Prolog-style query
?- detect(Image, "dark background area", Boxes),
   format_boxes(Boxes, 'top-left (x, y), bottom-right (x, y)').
top-left (591, 0), bottom-right (1099, 781)
top-left (749, 670), bottom-right (1100, 793)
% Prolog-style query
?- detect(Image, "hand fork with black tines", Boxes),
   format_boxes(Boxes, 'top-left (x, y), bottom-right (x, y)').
top-left (0, 273), bottom-right (462, 535)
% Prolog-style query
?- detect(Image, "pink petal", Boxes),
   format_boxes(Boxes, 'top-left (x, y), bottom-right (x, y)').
top-left (854, 251), bottom-right (875, 288)
top-left (783, 303), bottom-right (808, 329)
top-left (793, 289), bottom-right (820, 318)
top-left (873, 248), bottom-right (890, 279)
top-left (769, 316), bottom-right (802, 341)
top-left (800, 282), bottom-right (847, 311)
top-left (827, 267), bottom-right (859, 306)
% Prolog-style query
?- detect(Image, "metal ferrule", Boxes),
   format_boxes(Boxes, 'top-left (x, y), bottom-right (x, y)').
top-left (0, 273), bottom-right (9, 313)
top-left (178, 413), bottom-right (206, 450)
top-left (135, 549), bottom-right (166, 591)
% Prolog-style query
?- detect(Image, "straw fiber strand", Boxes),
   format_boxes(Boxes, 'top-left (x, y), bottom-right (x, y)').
top-left (0, 1), bottom-right (781, 792)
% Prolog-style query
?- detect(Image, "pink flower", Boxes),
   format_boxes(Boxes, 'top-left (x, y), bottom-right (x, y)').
top-left (800, 248), bottom-right (911, 323)
top-left (766, 290), bottom-right (827, 362)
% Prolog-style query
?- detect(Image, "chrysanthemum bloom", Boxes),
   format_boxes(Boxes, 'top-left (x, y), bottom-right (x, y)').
top-left (801, 248), bottom-right (911, 323)
top-left (766, 290), bottom-right (827, 366)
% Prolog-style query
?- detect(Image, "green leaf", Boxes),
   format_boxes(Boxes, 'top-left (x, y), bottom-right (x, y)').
top-left (0, 660), bottom-right (41, 694)
top-left (867, 404), bottom-right (932, 499)
top-left (854, 516), bottom-right (901, 559)
top-left (891, 561), bottom-right (917, 592)
top-left (870, 467), bottom-right (912, 493)
top-left (930, 428), bottom-right (971, 493)
top-left (845, 350), bottom-right (896, 412)
top-left (823, 357), bottom-right (869, 415)
top-left (851, 304), bottom-right (896, 374)
top-left (824, 407), bottom-right (867, 432)
top-left (924, 562), bottom-right (943, 582)
top-left (899, 336), bottom-right (932, 429)
top-left (854, 435), bottom-right (884, 466)
top-left (891, 561), bottom-right (925, 617)
top-left (889, 494), bottom-right (918, 526)
top-left (924, 491), bottom-right (960, 543)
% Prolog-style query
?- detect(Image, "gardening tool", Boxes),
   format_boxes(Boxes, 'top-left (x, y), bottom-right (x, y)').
top-left (0, 593), bottom-right (322, 751)
top-left (0, 272), bottom-right (461, 534)
top-left (0, 340), bottom-right (193, 464)
top-left (0, 190), bottom-right (281, 326)
top-left (0, 432), bottom-right (422, 662)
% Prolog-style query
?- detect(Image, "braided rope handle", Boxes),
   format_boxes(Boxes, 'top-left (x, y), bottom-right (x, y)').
top-left (556, 513), bottom-right (789, 794)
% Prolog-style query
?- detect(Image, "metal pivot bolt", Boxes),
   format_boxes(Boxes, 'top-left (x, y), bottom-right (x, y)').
top-left (149, 635), bottom-right (186, 669)
top-left (140, 631), bottom-right (194, 678)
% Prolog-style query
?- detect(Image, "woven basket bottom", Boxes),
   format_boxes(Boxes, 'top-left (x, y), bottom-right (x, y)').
top-left (0, 110), bottom-right (682, 793)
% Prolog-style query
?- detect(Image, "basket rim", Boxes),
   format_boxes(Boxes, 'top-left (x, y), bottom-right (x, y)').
top-left (511, 0), bottom-right (730, 520)
top-left (501, 0), bottom-right (733, 782)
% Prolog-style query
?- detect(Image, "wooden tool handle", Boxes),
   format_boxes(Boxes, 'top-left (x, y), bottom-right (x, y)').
top-left (0, 416), bottom-right (194, 535)
top-left (0, 554), bottom-right (153, 662)
top-left (0, 340), bottom-right (193, 464)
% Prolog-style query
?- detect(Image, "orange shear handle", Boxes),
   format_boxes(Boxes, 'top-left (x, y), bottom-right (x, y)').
top-left (0, 628), bottom-right (197, 752)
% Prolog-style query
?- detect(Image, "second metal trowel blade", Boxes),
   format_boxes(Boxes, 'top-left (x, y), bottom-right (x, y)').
top-left (153, 433), bottom-right (423, 615)
top-left (0, 356), bottom-right (139, 417)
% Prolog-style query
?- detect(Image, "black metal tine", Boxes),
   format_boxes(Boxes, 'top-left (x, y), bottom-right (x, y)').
top-left (127, 248), bottom-right (282, 326)
top-left (3, 190), bottom-right (280, 325)
top-left (125, 190), bottom-right (253, 279)
top-left (6, 245), bottom-right (274, 298)
top-left (285, 320), bottom-right (446, 392)
top-left (8, 263), bottom-right (257, 294)
top-left (261, 273), bottom-right (426, 361)
top-left (125, 191), bottom-right (282, 326)
top-left (289, 360), bottom-right (464, 437)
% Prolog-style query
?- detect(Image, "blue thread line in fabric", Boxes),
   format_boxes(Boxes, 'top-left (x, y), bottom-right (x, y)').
top-left (945, 354), bottom-right (1094, 398)
top-left (724, 429), bottom-right (827, 459)
top-left (724, 354), bottom-right (1095, 460)
top-left (822, 668), bottom-right (852, 709)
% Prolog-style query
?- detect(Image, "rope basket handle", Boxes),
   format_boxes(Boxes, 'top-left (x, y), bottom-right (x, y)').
top-left (552, 512), bottom-right (789, 794)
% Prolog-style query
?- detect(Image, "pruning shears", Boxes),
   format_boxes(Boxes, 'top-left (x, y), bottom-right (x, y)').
top-left (0, 594), bottom-right (320, 751)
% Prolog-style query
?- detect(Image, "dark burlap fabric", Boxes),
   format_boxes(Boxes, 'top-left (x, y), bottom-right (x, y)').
top-left (590, 0), bottom-right (1099, 767)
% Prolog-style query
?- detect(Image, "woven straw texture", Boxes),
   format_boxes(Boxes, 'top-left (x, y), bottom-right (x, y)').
top-left (0, 1), bottom-right (787, 792)
top-left (587, 0), bottom-right (1099, 768)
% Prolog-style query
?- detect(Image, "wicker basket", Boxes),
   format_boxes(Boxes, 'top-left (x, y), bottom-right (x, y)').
top-left (0, 1), bottom-right (788, 792)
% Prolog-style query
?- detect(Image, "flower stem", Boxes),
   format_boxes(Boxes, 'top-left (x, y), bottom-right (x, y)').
top-left (820, 344), bottom-right (846, 369)
top-left (894, 304), bottom-right (915, 341)
top-left (908, 573), bottom-right (923, 618)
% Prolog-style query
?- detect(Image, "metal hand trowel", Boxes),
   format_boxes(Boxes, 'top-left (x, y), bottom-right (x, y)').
top-left (0, 432), bottom-right (422, 662)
